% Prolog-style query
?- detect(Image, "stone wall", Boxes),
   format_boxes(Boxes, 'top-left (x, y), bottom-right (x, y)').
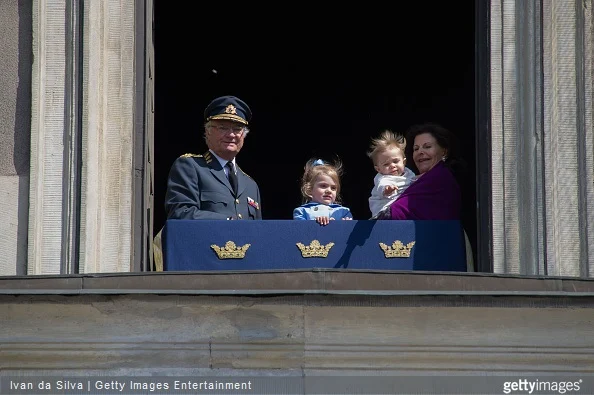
top-left (1, 272), bottom-right (593, 378)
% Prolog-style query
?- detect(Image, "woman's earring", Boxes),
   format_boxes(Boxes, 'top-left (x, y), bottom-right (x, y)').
top-left (442, 156), bottom-right (447, 162)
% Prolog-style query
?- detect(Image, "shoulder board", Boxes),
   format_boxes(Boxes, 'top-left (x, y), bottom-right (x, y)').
top-left (179, 153), bottom-right (202, 158)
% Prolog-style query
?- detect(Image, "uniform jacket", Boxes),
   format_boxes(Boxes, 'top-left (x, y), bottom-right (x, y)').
top-left (293, 202), bottom-right (353, 220)
top-left (368, 167), bottom-right (416, 218)
top-left (165, 151), bottom-right (262, 220)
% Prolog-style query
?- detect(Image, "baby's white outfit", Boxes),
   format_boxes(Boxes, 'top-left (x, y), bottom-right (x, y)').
top-left (369, 167), bottom-right (416, 218)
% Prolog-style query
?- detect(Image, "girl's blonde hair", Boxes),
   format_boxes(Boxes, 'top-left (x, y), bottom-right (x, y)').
top-left (367, 129), bottom-right (406, 165)
top-left (300, 158), bottom-right (344, 204)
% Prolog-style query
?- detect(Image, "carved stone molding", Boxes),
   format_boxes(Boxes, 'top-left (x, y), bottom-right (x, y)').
top-left (1, 292), bottom-right (593, 373)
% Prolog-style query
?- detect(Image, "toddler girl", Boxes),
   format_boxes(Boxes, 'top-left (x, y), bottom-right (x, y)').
top-left (293, 158), bottom-right (353, 225)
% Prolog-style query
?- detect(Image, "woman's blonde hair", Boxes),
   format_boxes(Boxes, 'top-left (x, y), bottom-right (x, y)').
top-left (300, 158), bottom-right (344, 204)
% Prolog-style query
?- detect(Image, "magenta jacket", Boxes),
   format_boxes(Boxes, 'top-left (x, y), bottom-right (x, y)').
top-left (388, 161), bottom-right (461, 220)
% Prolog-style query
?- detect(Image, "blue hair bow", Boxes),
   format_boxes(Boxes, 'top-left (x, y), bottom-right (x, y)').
top-left (312, 159), bottom-right (324, 166)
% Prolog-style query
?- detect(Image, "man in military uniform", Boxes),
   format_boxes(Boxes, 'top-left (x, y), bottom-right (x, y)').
top-left (164, 95), bottom-right (262, 220)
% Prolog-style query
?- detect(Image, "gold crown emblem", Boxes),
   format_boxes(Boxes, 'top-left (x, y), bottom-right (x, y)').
top-left (225, 104), bottom-right (237, 115)
top-left (296, 240), bottom-right (335, 258)
top-left (211, 241), bottom-right (250, 259)
top-left (379, 240), bottom-right (416, 258)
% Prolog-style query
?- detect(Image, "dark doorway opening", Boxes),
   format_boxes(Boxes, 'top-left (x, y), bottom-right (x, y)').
top-left (154, 3), bottom-right (477, 263)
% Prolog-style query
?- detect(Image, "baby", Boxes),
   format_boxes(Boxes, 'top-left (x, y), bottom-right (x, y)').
top-left (367, 130), bottom-right (416, 219)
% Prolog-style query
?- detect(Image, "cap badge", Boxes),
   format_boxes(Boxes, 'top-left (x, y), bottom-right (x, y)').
top-left (225, 104), bottom-right (237, 115)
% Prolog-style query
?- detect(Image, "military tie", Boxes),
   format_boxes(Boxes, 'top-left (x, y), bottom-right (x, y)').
top-left (226, 161), bottom-right (238, 196)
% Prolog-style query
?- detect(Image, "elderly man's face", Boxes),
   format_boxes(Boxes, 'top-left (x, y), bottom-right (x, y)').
top-left (205, 120), bottom-right (246, 160)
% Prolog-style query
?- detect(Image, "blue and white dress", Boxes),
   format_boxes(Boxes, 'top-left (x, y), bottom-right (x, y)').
top-left (293, 202), bottom-right (353, 220)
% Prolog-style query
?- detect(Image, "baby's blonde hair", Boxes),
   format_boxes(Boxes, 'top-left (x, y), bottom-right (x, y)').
top-left (367, 130), bottom-right (406, 165)
top-left (300, 158), bottom-right (344, 204)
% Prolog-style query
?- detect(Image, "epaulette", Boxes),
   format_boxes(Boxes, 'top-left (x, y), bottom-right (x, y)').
top-left (179, 153), bottom-right (202, 158)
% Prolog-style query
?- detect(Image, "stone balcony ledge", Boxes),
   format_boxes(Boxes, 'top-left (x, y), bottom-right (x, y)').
top-left (0, 270), bottom-right (593, 296)
top-left (1, 271), bottom-right (594, 374)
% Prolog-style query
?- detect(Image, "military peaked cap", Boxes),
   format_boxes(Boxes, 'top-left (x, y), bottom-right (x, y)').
top-left (204, 95), bottom-right (252, 125)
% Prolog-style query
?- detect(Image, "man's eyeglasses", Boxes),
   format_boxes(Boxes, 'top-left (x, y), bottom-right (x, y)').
top-left (210, 125), bottom-right (245, 136)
